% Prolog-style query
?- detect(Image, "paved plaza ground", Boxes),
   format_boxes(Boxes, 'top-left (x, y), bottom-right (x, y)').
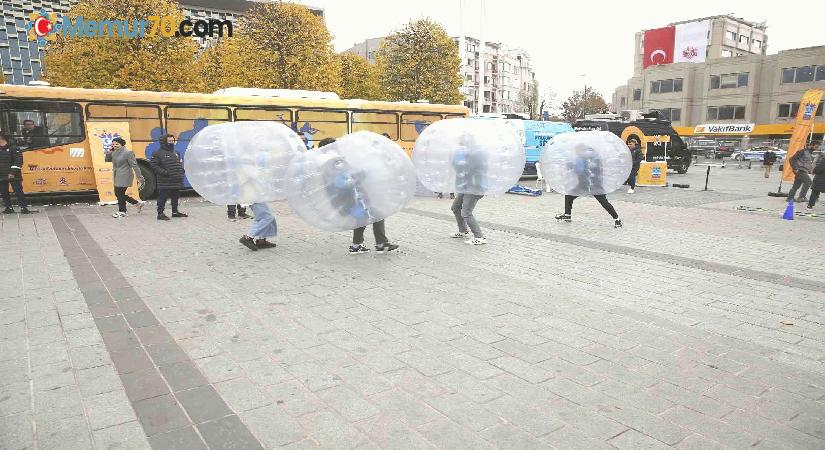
top-left (1, 163), bottom-right (824, 449)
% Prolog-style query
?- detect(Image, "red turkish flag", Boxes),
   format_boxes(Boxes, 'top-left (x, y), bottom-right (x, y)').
top-left (643, 26), bottom-right (675, 68)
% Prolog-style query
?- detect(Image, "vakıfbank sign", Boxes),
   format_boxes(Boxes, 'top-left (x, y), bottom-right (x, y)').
top-left (694, 123), bottom-right (755, 134)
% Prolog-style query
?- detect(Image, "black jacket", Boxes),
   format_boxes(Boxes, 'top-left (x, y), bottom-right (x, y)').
top-left (0, 143), bottom-right (24, 179)
top-left (150, 143), bottom-right (184, 190)
top-left (22, 126), bottom-right (50, 149)
top-left (630, 147), bottom-right (644, 171)
top-left (812, 156), bottom-right (825, 192)
top-left (763, 150), bottom-right (778, 165)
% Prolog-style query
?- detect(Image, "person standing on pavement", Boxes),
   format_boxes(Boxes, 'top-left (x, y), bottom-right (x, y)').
top-left (316, 138), bottom-right (399, 254)
top-left (555, 143), bottom-right (622, 228)
top-left (806, 153), bottom-right (825, 209)
top-left (762, 148), bottom-right (778, 178)
top-left (239, 203), bottom-right (277, 250)
top-left (450, 146), bottom-right (488, 245)
top-left (106, 137), bottom-right (145, 218)
top-left (786, 141), bottom-right (819, 203)
top-left (0, 132), bottom-right (33, 214)
top-left (227, 204), bottom-right (251, 221)
top-left (625, 137), bottom-right (643, 193)
top-left (151, 133), bottom-right (188, 221)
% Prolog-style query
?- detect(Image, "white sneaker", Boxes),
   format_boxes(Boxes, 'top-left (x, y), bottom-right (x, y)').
top-left (627, 188), bottom-right (634, 194)
top-left (112, 212), bottom-right (126, 218)
top-left (450, 232), bottom-right (469, 238)
top-left (136, 201), bottom-right (146, 214)
top-left (465, 237), bottom-right (487, 245)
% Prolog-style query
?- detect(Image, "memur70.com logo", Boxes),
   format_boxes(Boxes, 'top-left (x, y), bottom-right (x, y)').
top-left (26, 8), bottom-right (233, 46)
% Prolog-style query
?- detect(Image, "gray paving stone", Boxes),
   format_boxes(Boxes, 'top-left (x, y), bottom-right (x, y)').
top-left (36, 413), bottom-right (93, 450)
top-left (214, 377), bottom-right (273, 413)
top-left (0, 381), bottom-right (31, 416)
top-left (608, 429), bottom-right (672, 449)
top-left (84, 389), bottom-right (137, 430)
top-left (133, 325), bottom-right (174, 346)
top-left (31, 362), bottom-right (75, 391)
top-left (176, 385), bottom-right (233, 424)
top-left (124, 310), bottom-right (160, 329)
top-left (0, 413), bottom-right (33, 450)
top-left (355, 414), bottom-right (435, 449)
top-left (76, 364), bottom-right (122, 397)
top-left (147, 426), bottom-right (207, 450)
top-left (159, 361), bottom-right (209, 392)
top-left (417, 417), bottom-right (496, 449)
top-left (133, 394), bottom-right (191, 437)
top-left (265, 380), bottom-right (325, 417)
top-left (33, 385), bottom-right (84, 421)
top-left (478, 423), bottom-right (546, 449)
top-left (241, 404), bottom-right (305, 447)
top-left (121, 366), bottom-right (170, 403)
top-left (317, 385), bottom-right (380, 422)
top-left (194, 354), bottom-right (244, 383)
top-left (110, 347), bottom-right (154, 375)
top-left (93, 420), bottom-right (153, 450)
top-left (146, 341), bottom-right (190, 367)
top-left (197, 415), bottom-right (264, 450)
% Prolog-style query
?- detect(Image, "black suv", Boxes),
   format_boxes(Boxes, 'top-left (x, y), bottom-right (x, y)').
top-left (573, 114), bottom-right (691, 174)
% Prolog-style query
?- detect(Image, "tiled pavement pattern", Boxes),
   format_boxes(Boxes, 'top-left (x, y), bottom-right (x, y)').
top-left (2, 166), bottom-right (825, 449)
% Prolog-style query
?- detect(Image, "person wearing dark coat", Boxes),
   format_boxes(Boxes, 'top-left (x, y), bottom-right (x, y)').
top-left (0, 132), bottom-right (32, 214)
top-left (806, 154), bottom-right (825, 209)
top-left (625, 137), bottom-right (643, 193)
top-left (762, 148), bottom-right (778, 178)
top-left (21, 120), bottom-right (50, 149)
top-left (151, 133), bottom-right (187, 221)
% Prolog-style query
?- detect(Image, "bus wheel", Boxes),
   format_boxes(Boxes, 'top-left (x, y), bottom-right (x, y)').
top-left (137, 162), bottom-right (157, 200)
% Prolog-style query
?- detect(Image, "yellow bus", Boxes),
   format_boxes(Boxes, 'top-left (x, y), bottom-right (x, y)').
top-left (0, 85), bottom-right (467, 197)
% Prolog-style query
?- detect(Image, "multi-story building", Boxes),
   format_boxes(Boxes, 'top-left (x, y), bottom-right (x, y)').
top-left (457, 36), bottom-right (535, 115)
top-left (343, 35), bottom-right (536, 113)
top-left (343, 37), bottom-right (384, 64)
top-left (0, 0), bottom-right (324, 85)
top-left (612, 15), bottom-right (825, 132)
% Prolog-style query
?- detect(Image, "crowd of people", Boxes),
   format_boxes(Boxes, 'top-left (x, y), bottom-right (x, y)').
top-left (2, 126), bottom-right (823, 251)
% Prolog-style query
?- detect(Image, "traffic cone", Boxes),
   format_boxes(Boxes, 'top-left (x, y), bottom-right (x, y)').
top-left (782, 200), bottom-right (794, 220)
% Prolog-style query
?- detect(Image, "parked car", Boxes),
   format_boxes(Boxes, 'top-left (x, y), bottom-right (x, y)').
top-left (731, 146), bottom-right (786, 161)
top-left (690, 139), bottom-right (718, 156)
top-left (713, 141), bottom-right (740, 159)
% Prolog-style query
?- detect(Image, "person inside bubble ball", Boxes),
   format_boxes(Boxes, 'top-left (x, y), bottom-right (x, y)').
top-left (555, 142), bottom-right (623, 228)
top-left (317, 138), bottom-right (399, 254)
top-left (450, 142), bottom-right (488, 245)
top-left (239, 202), bottom-right (277, 251)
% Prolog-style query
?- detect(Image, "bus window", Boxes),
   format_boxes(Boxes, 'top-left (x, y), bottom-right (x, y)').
top-left (87, 104), bottom-right (162, 155)
top-left (165, 106), bottom-right (230, 154)
top-left (352, 112), bottom-right (398, 140)
top-left (401, 113), bottom-right (441, 141)
top-left (295, 109), bottom-right (348, 143)
top-left (234, 107), bottom-right (292, 125)
top-left (0, 100), bottom-right (84, 150)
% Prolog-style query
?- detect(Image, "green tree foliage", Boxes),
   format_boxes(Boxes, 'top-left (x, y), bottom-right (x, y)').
top-left (561, 86), bottom-right (609, 123)
top-left (43, 0), bottom-right (201, 91)
top-left (376, 19), bottom-right (462, 104)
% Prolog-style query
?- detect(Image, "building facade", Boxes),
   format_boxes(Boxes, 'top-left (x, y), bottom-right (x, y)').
top-left (457, 36), bottom-right (535, 115)
top-left (613, 15), bottom-right (825, 129)
top-left (0, 0), bottom-right (323, 85)
top-left (343, 37), bottom-right (384, 64)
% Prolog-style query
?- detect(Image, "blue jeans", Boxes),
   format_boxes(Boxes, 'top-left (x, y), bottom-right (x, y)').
top-left (247, 203), bottom-right (277, 238)
top-left (1, 178), bottom-right (27, 209)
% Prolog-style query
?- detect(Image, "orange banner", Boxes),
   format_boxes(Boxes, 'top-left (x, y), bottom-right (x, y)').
top-left (782, 89), bottom-right (824, 182)
top-left (86, 122), bottom-right (139, 204)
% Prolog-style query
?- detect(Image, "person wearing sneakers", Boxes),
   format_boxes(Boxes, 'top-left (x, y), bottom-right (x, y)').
top-left (625, 137), bottom-right (643, 194)
top-left (316, 138), bottom-right (399, 255)
top-left (450, 146), bottom-right (488, 245)
top-left (105, 137), bottom-right (145, 218)
top-left (787, 141), bottom-right (819, 203)
top-left (806, 153), bottom-right (825, 209)
top-left (0, 131), bottom-right (33, 215)
top-left (554, 143), bottom-right (622, 228)
top-left (151, 133), bottom-right (187, 221)
top-left (239, 203), bottom-right (277, 250)
top-left (227, 204), bottom-right (251, 221)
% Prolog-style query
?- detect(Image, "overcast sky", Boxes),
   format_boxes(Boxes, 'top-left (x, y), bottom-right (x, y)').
top-left (298, 0), bottom-right (822, 108)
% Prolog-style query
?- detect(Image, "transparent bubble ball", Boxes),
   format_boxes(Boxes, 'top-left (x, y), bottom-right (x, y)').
top-left (412, 118), bottom-right (525, 195)
top-left (183, 121), bottom-right (306, 205)
top-left (540, 130), bottom-right (632, 196)
top-left (285, 131), bottom-right (416, 232)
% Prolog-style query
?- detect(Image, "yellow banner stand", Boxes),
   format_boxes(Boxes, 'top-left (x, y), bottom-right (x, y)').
top-left (86, 122), bottom-right (139, 205)
top-left (636, 162), bottom-right (668, 186)
top-left (782, 89), bottom-right (823, 182)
